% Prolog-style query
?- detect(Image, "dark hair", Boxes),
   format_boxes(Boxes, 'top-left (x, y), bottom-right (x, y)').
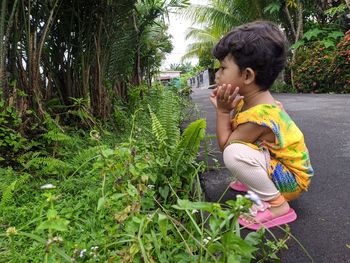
top-left (212, 21), bottom-right (288, 90)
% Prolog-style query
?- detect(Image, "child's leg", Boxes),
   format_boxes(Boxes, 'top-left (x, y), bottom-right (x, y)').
top-left (223, 143), bottom-right (289, 218)
top-left (223, 143), bottom-right (279, 201)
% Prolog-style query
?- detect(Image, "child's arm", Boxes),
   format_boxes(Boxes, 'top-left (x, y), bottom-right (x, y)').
top-left (213, 85), bottom-right (244, 151)
top-left (214, 85), bottom-right (267, 151)
top-left (223, 123), bottom-right (266, 150)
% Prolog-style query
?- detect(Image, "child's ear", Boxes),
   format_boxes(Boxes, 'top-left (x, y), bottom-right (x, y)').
top-left (243, 67), bottom-right (256, 85)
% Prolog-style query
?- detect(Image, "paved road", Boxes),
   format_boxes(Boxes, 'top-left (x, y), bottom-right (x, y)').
top-left (191, 88), bottom-right (350, 262)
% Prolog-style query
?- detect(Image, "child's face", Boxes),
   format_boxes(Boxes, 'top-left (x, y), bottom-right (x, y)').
top-left (215, 55), bottom-right (244, 88)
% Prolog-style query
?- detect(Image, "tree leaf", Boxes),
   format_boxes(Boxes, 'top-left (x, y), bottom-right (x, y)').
top-left (320, 39), bottom-right (335, 48)
top-left (290, 40), bottom-right (304, 50)
top-left (327, 31), bottom-right (344, 40)
top-left (263, 3), bottom-right (281, 15)
top-left (303, 28), bottom-right (325, 41)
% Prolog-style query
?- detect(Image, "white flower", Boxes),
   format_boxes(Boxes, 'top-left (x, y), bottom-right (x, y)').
top-left (40, 184), bottom-right (56, 189)
top-left (245, 191), bottom-right (262, 206)
top-left (79, 249), bottom-right (87, 258)
top-left (147, 184), bottom-right (155, 189)
top-left (191, 209), bottom-right (199, 214)
top-left (53, 236), bottom-right (63, 242)
top-left (147, 213), bottom-right (153, 220)
top-left (203, 236), bottom-right (212, 245)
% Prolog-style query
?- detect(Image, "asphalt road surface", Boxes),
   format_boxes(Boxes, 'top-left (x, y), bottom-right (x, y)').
top-left (190, 88), bottom-right (350, 262)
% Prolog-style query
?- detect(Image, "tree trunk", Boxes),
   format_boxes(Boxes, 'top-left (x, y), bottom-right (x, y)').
top-left (132, 43), bottom-right (142, 86)
top-left (290, 0), bottom-right (304, 92)
top-left (283, 4), bottom-right (296, 42)
top-left (131, 12), bottom-right (141, 86)
top-left (0, 0), bottom-right (19, 104)
top-left (90, 21), bottom-right (110, 120)
top-left (147, 58), bottom-right (152, 89)
top-left (0, 0), bottom-right (7, 101)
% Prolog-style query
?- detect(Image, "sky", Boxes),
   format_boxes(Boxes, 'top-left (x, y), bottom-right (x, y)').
top-left (161, 0), bottom-right (208, 69)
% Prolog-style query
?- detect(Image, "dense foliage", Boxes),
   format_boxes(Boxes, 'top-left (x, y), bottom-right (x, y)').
top-left (0, 88), bottom-right (291, 262)
top-left (291, 29), bottom-right (350, 93)
top-left (0, 0), bottom-right (188, 122)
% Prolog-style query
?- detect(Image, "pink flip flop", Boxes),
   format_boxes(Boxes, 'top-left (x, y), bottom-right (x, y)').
top-left (238, 202), bottom-right (297, 230)
top-left (229, 181), bottom-right (248, 192)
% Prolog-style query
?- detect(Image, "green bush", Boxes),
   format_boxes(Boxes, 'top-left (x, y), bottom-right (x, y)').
top-left (270, 81), bottom-right (297, 93)
top-left (0, 100), bottom-right (27, 164)
top-left (332, 29), bottom-right (350, 93)
top-left (290, 29), bottom-right (350, 93)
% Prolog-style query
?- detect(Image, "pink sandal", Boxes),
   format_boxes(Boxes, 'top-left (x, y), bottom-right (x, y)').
top-left (229, 181), bottom-right (248, 192)
top-left (238, 201), bottom-right (297, 230)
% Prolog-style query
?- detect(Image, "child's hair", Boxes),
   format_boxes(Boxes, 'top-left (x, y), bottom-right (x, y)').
top-left (212, 21), bottom-right (288, 90)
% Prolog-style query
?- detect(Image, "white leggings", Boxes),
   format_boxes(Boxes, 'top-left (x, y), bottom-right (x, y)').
top-left (223, 143), bottom-right (280, 201)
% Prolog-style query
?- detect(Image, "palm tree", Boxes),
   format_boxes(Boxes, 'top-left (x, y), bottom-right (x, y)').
top-left (181, 26), bottom-right (221, 68)
top-left (180, 0), bottom-right (272, 65)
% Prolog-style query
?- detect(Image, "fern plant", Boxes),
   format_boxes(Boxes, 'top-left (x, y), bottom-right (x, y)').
top-left (156, 90), bottom-right (181, 149)
top-left (147, 89), bottom-right (206, 176)
top-left (22, 151), bottom-right (70, 177)
top-left (0, 171), bottom-right (30, 210)
top-left (172, 118), bottom-right (206, 175)
top-left (148, 105), bottom-right (168, 146)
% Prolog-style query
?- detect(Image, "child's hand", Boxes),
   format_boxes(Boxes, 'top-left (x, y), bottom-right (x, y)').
top-left (216, 84), bottom-right (244, 113)
top-left (210, 87), bottom-right (218, 108)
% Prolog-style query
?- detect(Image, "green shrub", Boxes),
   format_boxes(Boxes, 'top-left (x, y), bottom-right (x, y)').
top-left (270, 81), bottom-right (297, 93)
top-left (290, 29), bottom-right (350, 93)
top-left (332, 29), bottom-right (350, 93)
top-left (0, 100), bottom-right (27, 164)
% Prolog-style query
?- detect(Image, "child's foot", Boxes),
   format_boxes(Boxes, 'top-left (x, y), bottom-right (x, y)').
top-left (239, 201), bottom-right (297, 230)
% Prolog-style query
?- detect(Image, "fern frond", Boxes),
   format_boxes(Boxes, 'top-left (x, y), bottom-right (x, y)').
top-left (157, 90), bottom-right (180, 149)
top-left (69, 146), bottom-right (105, 169)
top-left (42, 130), bottom-right (72, 143)
top-left (0, 173), bottom-right (30, 208)
top-left (25, 156), bottom-right (70, 176)
top-left (148, 105), bottom-right (167, 145)
top-left (0, 181), bottom-right (17, 208)
top-left (172, 118), bottom-right (206, 173)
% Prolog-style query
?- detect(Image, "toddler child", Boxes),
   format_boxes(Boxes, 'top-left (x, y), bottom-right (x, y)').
top-left (209, 21), bottom-right (314, 230)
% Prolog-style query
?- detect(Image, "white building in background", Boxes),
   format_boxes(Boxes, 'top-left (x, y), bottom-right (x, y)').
top-left (187, 68), bottom-right (216, 89)
top-left (156, 71), bottom-right (182, 87)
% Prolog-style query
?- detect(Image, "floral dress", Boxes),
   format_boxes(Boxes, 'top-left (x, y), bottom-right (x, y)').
top-left (231, 102), bottom-right (314, 200)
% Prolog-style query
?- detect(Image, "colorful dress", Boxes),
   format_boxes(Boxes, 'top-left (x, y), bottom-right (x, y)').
top-left (231, 102), bottom-right (314, 200)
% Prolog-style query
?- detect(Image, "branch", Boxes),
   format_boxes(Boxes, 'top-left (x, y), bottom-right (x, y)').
top-left (295, 0), bottom-right (303, 41)
top-left (38, 0), bottom-right (60, 62)
top-left (284, 4), bottom-right (296, 42)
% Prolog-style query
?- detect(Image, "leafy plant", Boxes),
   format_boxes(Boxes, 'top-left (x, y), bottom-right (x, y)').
top-left (290, 30), bottom-right (350, 93)
top-left (0, 99), bottom-right (27, 164)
